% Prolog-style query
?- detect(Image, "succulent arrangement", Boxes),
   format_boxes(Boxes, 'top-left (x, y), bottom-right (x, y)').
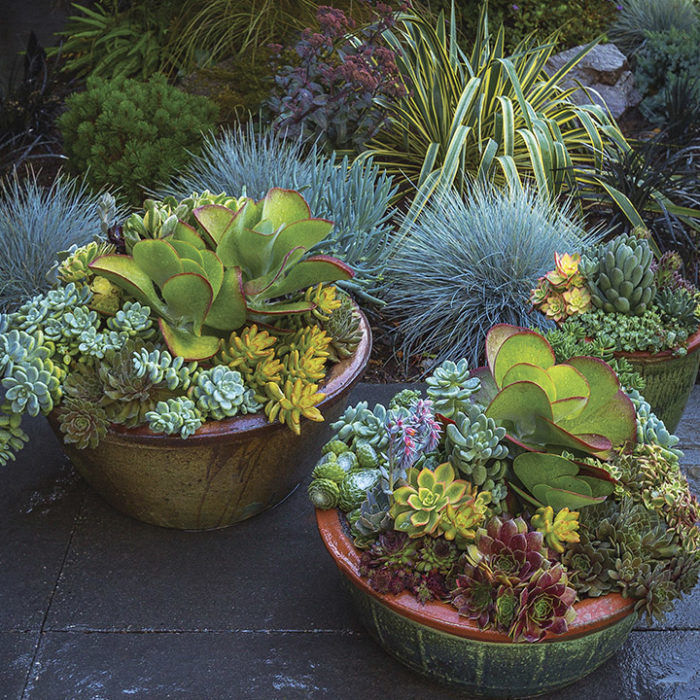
top-left (308, 325), bottom-right (699, 643)
top-left (0, 186), bottom-right (367, 466)
top-left (531, 231), bottom-right (700, 355)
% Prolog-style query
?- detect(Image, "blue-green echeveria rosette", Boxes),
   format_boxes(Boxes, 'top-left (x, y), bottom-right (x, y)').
top-left (145, 397), bottom-right (203, 439)
top-left (190, 366), bottom-right (261, 420)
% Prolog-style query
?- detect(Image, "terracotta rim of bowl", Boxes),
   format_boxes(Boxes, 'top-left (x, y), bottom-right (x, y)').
top-left (82, 306), bottom-right (372, 446)
top-left (316, 507), bottom-right (636, 644)
top-left (614, 326), bottom-right (700, 363)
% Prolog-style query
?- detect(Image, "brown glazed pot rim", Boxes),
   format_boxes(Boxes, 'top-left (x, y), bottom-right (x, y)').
top-left (62, 306), bottom-right (372, 447)
top-left (613, 325), bottom-right (700, 363)
top-left (316, 507), bottom-right (637, 644)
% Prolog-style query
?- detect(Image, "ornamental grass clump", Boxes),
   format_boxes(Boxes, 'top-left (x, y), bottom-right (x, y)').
top-left (308, 325), bottom-right (699, 642)
top-left (0, 185), bottom-right (367, 467)
top-left (0, 172), bottom-right (122, 311)
top-left (386, 185), bottom-right (600, 366)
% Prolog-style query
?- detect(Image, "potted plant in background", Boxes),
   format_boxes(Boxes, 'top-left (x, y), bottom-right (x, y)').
top-left (309, 325), bottom-right (699, 697)
top-left (531, 228), bottom-right (700, 431)
top-left (0, 187), bottom-right (371, 529)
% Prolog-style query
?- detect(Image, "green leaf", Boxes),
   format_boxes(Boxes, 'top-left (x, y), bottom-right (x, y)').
top-left (501, 362), bottom-right (556, 401)
top-left (260, 188), bottom-right (310, 229)
top-left (88, 254), bottom-right (165, 314)
top-left (168, 239), bottom-right (204, 266)
top-left (203, 267), bottom-right (246, 331)
top-left (561, 357), bottom-right (637, 449)
top-left (258, 256), bottom-right (353, 300)
top-left (486, 381), bottom-right (552, 440)
top-left (493, 330), bottom-right (555, 387)
top-left (270, 218), bottom-right (334, 269)
top-left (172, 221), bottom-right (206, 249)
top-left (158, 320), bottom-right (221, 361)
top-left (132, 239), bottom-right (183, 288)
top-left (160, 273), bottom-right (213, 335)
top-left (193, 205), bottom-right (237, 247)
top-left (198, 250), bottom-right (224, 298)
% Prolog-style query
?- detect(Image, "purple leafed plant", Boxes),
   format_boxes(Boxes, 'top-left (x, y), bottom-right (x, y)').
top-left (267, 1), bottom-right (408, 152)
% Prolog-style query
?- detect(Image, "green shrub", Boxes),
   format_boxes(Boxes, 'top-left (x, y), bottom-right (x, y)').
top-left (610, 0), bottom-right (698, 54)
top-left (58, 74), bottom-right (218, 205)
top-left (634, 26), bottom-right (700, 126)
top-left (421, 0), bottom-right (618, 52)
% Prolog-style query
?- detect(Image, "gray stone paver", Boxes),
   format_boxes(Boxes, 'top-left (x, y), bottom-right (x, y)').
top-left (2, 384), bottom-right (699, 699)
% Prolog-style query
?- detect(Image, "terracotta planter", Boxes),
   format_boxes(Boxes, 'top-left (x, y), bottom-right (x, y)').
top-left (615, 326), bottom-right (700, 433)
top-left (317, 508), bottom-right (637, 697)
top-left (47, 311), bottom-right (371, 530)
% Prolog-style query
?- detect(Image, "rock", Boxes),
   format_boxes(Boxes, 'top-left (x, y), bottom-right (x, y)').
top-left (545, 43), bottom-right (642, 119)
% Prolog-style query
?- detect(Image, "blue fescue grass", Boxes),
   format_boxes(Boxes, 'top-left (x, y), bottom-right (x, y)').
top-left (156, 123), bottom-right (397, 303)
top-left (0, 171), bottom-right (121, 311)
top-left (386, 185), bottom-right (604, 367)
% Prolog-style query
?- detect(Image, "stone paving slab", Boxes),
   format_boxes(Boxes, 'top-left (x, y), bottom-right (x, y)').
top-left (1, 383), bottom-right (699, 699)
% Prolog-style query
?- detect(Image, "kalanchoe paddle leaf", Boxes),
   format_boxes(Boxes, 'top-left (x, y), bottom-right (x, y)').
top-left (90, 188), bottom-right (353, 359)
top-left (476, 325), bottom-right (637, 458)
top-left (512, 452), bottom-right (615, 511)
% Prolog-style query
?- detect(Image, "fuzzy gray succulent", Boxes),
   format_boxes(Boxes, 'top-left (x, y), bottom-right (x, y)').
top-left (626, 388), bottom-right (683, 462)
top-left (132, 348), bottom-right (198, 391)
top-left (331, 401), bottom-right (390, 451)
top-left (426, 359), bottom-right (481, 419)
top-left (145, 397), bottom-right (203, 439)
top-left (190, 366), bottom-right (261, 420)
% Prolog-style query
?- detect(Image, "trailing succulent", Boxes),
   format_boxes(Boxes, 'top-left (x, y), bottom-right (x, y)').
top-left (0, 186), bottom-right (366, 464)
top-left (307, 324), bottom-right (699, 643)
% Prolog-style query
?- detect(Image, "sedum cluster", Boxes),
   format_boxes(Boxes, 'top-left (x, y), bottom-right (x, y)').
top-left (531, 233), bottom-right (699, 355)
top-left (307, 325), bottom-right (699, 643)
top-left (0, 187), bottom-right (366, 462)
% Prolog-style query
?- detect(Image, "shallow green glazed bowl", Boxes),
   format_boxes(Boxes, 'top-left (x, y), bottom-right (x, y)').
top-left (317, 509), bottom-right (637, 698)
top-left (616, 327), bottom-right (700, 433)
top-left (46, 311), bottom-right (371, 531)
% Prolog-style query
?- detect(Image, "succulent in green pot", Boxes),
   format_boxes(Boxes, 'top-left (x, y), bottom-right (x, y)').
top-left (580, 232), bottom-right (656, 316)
top-left (90, 187), bottom-right (353, 360)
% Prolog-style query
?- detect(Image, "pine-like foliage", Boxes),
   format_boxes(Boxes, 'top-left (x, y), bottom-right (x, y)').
top-left (157, 124), bottom-right (396, 302)
top-left (58, 74), bottom-right (218, 205)
top-left (0, 172), bottom-right (122, 311)
top-left (386, 186), bottom-right (600, 366)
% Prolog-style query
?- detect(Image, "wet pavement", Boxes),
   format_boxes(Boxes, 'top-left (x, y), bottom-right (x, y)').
top-left (1, 384), bottom-right (699, 699)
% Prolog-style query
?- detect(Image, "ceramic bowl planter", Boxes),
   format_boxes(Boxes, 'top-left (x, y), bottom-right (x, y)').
top-left (317, 508), bottom-right (637, 698)
top-left (47, 311), bottom-right (371, 530)
top-left (615, 327), bottom-right (700, 433)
